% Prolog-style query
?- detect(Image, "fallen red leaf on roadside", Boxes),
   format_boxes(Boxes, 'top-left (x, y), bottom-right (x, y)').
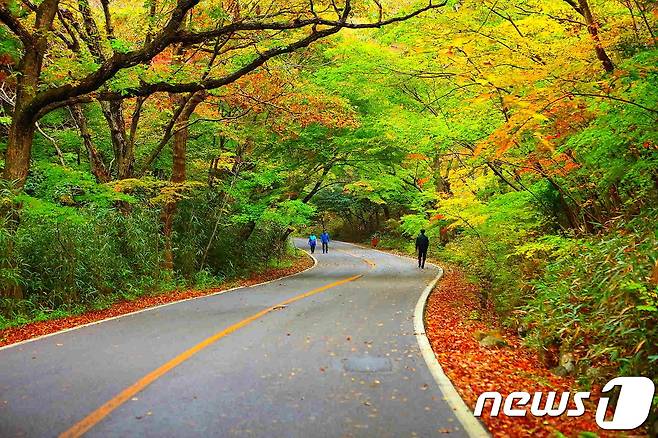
top-left (424, 267), bottom-right (634, 437)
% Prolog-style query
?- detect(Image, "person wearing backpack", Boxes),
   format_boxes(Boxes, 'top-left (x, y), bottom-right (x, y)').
top-left (308, 233), bottom-right (318, 254)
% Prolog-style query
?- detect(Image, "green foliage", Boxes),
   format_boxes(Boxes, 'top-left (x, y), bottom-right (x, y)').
top-left (523, 212), bottom-right (658, 379)
top-left (22, 162), bottom-right (133, 208)
top-left (14, 205), bottom-right (161, 305)
top-left (0, 26), bottom-right (21, 61)
top-left (109, 38), bottom-right (133, 54)
top-left (262, 200), bottom-right (315, 228)
top-left (399, 214), bottom-right (430, 237)
top-left (307, 3), bottom-right (658, 386)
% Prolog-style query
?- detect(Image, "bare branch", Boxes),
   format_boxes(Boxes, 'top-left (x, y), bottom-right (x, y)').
top-left (35, 122), bottom-right (66, 166)
top-left (562, 0), bottom-right (584, 16)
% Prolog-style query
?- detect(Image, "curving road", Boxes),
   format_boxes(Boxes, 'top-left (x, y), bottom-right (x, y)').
top-left (0, 240), bottom-right (466, 437)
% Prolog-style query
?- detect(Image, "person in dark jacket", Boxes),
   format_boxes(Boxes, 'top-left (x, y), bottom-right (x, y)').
top-left (415, 229), bottom-right (429, 269)
top-left (320, 230), bottom-right (330, 253)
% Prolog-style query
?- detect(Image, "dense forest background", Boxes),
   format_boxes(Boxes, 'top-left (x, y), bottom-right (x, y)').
top-left (1, 0), bottom-right (657, 389)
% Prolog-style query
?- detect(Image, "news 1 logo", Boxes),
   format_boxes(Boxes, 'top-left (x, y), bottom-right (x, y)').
top-left (473, 377), bottom-right (655, 430)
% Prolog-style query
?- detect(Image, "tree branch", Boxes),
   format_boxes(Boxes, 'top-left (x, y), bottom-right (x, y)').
top-left (562, 0), bottom-right (584, 15)
top-left (28, 0), bottom-right (447, 119)
top-left (41, 22), bottom-right (347, 112)
top-left (0, 3), bottom-right (35, 45)
top-left (569, 92), bottom-right (658, 115)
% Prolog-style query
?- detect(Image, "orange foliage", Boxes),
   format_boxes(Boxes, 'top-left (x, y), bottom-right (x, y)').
top-left (406, 153), bottom-right (429, 160)
top-left (424, 268), bottom-right (635, 437)
top-left (220, 70), bottom-right (358, 135)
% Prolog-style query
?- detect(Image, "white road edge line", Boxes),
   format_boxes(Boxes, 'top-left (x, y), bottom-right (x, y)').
top-left (343, 241), bottom-right (489, 437)
top-left (0, 247), bottom-right (318, 352)
top-left (413, 268), bottom-right (490, 438)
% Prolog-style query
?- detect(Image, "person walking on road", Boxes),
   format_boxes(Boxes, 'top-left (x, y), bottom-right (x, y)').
top-left (308, 233), bottom-right (318, 254)
top-left (415, 229), bottom-right (429, 269)
top-left (320, 230), bottom-right (330, 254)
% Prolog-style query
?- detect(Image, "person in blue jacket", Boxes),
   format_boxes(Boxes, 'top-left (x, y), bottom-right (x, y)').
top-left (308, 233), bottom-right (317, 254)
top-left (320, 230), bottom-right (330, 253)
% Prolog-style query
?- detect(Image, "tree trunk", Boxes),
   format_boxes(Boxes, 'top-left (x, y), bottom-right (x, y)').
top-left (577, 0), bottom-right (615, 72)
top-left (100, 101), bottom-right (134, 179)
top-left (432, 154), bottom-right (446, 193)
top-left (3, 45), bottom-right (44, 187)
top-left (3, 122), bottom-right (30, 296)
top-left (4, 114), bottom-right (36, 186)
top-left (76, 0), bottom-right (134, 180)
top-left (161, 92), bottom-right (206, 273)
top-left (161, 101), bottom-right (188, 274)
top-left (1, 0), bottom-right (60, 298)
top-left (70, 104), bottom-right (111, 183)
top-left (170, 114), bottom-right (189, 183)
top-left (382, 204), bottom-right (391, 220)
top-left (2, 0), bottom-right (62, 186)
top-left (632, 0), bottom-right (657, 48)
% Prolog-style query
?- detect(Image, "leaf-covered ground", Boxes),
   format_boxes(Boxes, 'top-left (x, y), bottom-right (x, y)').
top-left (424, 267), bottom-right (627, 437)
top-left (0, 253), bottom-right (313, 348)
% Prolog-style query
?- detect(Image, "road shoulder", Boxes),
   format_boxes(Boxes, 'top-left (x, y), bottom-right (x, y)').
top-left (424, 267), bottom-right (618, 437)
top-left (0, 251), bottom-right (315, 350)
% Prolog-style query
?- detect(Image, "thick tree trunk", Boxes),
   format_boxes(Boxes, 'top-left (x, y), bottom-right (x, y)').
top-left (4, 48), bottom-right (41, 187)
top-left (4, 115), bottom-right (36, 186)
top-left (2, 0), bottom-right (60, 187)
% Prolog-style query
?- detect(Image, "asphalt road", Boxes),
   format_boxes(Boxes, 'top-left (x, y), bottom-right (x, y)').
top-left (0, 240), bottom-right (466, 437)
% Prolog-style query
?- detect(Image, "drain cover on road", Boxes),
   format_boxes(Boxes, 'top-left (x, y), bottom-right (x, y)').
top-left (343, 356), bottom-right (392, 373)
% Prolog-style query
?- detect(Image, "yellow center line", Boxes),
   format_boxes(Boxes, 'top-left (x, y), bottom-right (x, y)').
top-left (60, 274), bottom-right (363, 438)
top-left (336, 249), bottom-right (377, 268)
top-left (363, 258), bottom-right (376, 268)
